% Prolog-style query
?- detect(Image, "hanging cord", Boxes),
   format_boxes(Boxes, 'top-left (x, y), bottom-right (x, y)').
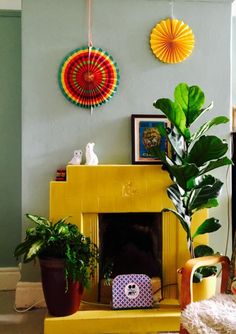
top-left (87, 0), bottom-right (93, 115)
top-left (87, 0), bottom-right (93, 49)
top-left (169, 0), bottom-right (175, 19)
top-left (224, 163), bottom-right (231, 256)
top-left (215, 145), bottom-right (232, 280)
top-left (224, 132), bottom-right (235, 256)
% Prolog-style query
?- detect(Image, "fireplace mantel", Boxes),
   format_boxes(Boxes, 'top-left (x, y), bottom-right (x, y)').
top-left (45, 165), bottom-right (208, 333)
top-left (50, 164), bottom-right (173, 217)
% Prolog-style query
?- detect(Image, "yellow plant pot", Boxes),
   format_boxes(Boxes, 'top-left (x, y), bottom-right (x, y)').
top-left (177, 269), bottom-right (217, 302)
top-left (192, 275), bottom-right (217, 302)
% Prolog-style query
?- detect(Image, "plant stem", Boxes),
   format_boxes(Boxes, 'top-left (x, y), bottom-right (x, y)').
top-left (188, 238), bottom-right (195, 258)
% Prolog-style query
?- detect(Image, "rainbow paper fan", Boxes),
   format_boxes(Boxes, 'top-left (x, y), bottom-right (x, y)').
top-left (150, 18), bottom-right (195, 64)
top-left (58, 46), bottom-right (120, 108)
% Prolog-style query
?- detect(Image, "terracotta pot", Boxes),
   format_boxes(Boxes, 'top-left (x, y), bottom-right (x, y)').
top-left (39, 257), bottom-right (83, 316)
top-left (177, 268), bottom-right (217, 302)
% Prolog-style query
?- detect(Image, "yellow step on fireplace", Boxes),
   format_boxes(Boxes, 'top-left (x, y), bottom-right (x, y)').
top-left (45, 165), bottom-right (207, 333)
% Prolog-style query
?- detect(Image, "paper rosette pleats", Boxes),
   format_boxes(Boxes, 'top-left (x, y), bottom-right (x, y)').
top-left (150, 18), bottom-right (195, 64)
top-left (58, 47), bottom-right (120, 108)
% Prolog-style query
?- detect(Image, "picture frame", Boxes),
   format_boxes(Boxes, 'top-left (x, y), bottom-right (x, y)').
top-left (131, 114), bottom-right (171, 164)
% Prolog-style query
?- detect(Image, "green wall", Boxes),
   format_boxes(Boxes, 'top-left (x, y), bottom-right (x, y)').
top-left (21, 0), bottom-right (232, 279)
top-left (0, 10), bottom-right (21, 266)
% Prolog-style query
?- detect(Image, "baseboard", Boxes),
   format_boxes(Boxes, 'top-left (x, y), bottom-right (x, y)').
top-left (0, 267), bottom-right (21, 290)
top-left (15, 281), bottom-right (46, 308)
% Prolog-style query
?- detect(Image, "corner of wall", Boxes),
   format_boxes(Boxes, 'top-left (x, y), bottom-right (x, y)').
top-left (0, 267), bottom-right (21, 290)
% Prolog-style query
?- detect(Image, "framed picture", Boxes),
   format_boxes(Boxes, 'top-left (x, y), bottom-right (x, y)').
top-left (131, 114), bottom-right (171, 164)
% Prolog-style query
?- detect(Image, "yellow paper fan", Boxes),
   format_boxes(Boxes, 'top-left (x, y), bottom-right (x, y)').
top-left (150, 18), bottom-right (195, 64)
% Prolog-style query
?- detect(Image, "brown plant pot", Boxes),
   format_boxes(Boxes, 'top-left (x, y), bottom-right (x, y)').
top-left (39, 257), bottom-right (83, 317)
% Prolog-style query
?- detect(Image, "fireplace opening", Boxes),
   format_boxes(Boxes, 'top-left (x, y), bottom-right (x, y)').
top-left (98, 212), bottom-right (162, 303)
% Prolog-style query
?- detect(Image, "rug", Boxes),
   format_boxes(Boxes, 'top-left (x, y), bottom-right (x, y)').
top-left (181, 294), bottom-right (236, 333)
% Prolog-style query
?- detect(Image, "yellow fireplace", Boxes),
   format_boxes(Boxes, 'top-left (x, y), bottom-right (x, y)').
top-left (45, 165), bottom-right (207, 333)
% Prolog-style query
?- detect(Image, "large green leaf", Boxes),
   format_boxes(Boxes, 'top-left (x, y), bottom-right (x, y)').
top-left (188, 179), bottom-right (223, 211)
top-left (24, 240), bottom-right (45, 262)
top-left (190, 116), bottom-right (229, 142)
top-left (14, 238), bottom-right (37, 259)
top-left (153, 98), bottom-right (190, 140)
top-left (193, 198), bottom-right (219, 211)
top-left (54, 217), bottom-right (70, 235)
top-left (194, 244), bottom-right (214, 257)
top-left (26, 213), bottom-right (51, 227)
top-left (174, 83), bottom-right (205, 126)
top-left (186, 174), bottom-right (215, 190)
top-left (193, 243), bottom-right (217, 282)
top-left (192, 218), bottom-right (221, 239)
top-left (187, 136), bottom-right (228, 167)
top-left (168, 164), bottom-right (200, 190)
top-left (200, 157), bottom-right (232, 175)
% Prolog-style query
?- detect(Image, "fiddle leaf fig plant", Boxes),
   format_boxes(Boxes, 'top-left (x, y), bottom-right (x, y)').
top-left (151, 83), bottom-right (232, 281)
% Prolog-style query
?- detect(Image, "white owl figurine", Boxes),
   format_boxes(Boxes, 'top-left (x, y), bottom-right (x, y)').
top-left (68, 150), bottom-right (83, 165)
top-left (85, 143), bottom-right (98, 165)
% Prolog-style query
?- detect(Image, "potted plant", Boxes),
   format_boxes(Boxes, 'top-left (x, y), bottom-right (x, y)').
top-left (14, 214), bottom-right (99, 316)
top-left (150, 83), bottom-right (232, 293)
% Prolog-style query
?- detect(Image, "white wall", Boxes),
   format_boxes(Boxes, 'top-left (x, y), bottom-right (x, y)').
top-left (22, 0), bottom-right (233, 278)
top-left (233, 0), bottom-right (236, 16)
top-left (233, 14), bottom-right (236, 106)
top-left (0, 0), bottom-right (21, 10)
